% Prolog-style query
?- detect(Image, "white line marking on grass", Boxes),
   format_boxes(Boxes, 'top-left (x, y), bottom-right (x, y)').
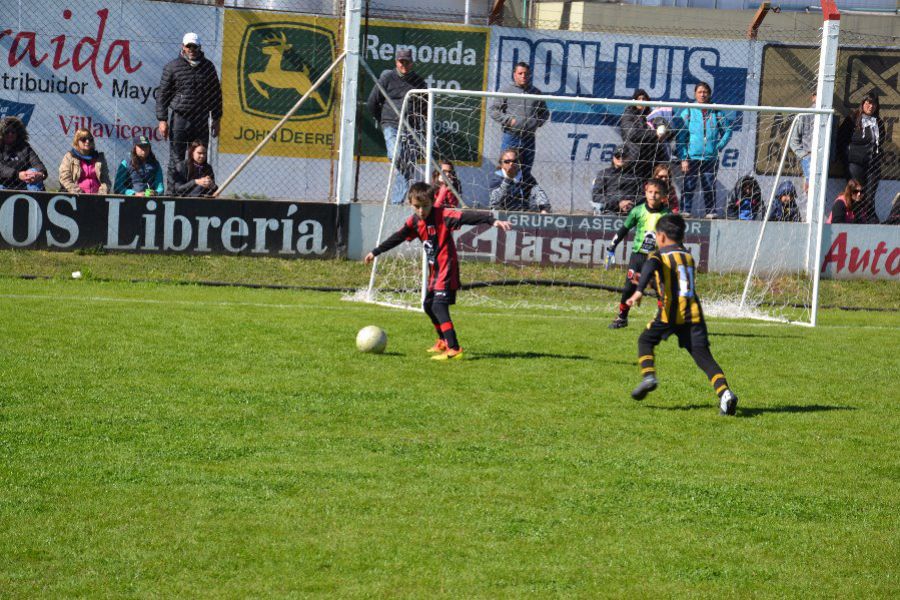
top-left (1, 292), bottom-right (896, 332)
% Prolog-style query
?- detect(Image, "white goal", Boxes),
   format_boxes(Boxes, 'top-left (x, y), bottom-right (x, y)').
top-left (362, 89), bottom-right (833, 325)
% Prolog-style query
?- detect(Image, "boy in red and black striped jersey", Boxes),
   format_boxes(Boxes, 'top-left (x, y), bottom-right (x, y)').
top-left (364, 182), bottom-right (512, 360)
top-left (626, 214), bottom-right (738, 416)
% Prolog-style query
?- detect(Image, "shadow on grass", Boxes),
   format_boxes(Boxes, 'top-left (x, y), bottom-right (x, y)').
top-left (468, 351), bottom-right (591, 361)
top-left (646, 403), bottom-right (856, 417)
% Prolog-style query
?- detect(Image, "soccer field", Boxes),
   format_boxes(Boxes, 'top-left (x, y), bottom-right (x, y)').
top-left (1, 272), bottom-right (898, 596)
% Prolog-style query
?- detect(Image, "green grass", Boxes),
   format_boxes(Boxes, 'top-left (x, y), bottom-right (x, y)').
top-left (1, 254), bottom-right (899, 597)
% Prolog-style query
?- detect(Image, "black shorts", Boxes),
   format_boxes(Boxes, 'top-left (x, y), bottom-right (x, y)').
top-left (626, 252), bottom-right (648, 284)
top-left (640, 318), bottom-right (710, 351)
top-left (425, 289), bottom-right (456, 305)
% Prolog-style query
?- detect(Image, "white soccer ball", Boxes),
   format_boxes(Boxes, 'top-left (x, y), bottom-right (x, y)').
top-left (356, 325), bottom-right (387, 354)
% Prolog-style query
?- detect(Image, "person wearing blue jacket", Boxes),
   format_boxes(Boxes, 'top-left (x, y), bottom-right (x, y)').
top-left (113, 136), bottom-right (165, 196)
top-left (675, 82), bottom-right (732, 218)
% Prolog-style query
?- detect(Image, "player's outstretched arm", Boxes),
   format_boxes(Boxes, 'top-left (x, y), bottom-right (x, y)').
top-left (364, 252), bottom-right (376, 264)
top-left (494, 220), bottom-right (512, 231)
top-left (626, 291), bottom-right (643, 307)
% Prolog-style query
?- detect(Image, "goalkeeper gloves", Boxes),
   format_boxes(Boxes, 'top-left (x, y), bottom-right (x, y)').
top-left (605, 246), bottom-right (616, 270)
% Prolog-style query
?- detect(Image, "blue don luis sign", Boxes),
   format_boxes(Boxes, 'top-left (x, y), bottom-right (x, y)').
top-left (491, 29), bottom-right (753, 127)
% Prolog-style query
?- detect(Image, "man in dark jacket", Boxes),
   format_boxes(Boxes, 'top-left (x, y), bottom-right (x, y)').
top-left (156, 32), bottom-right (222, 190)
top-left (620, 89), bottom-right (668, 181)
top-left (591, 146), bottom-right (641, 215)
top-left (366, 48), bottom-right (427, 204)
top-left (0, 116), bottom-right (47, 191)
top-left (489, 62), bottom-right (549, 177)
top-left (489, 148), bottom-right (551, 213)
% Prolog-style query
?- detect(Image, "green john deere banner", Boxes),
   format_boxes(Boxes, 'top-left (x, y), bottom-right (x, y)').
top-left (358, 20), bottom-right (490, 165)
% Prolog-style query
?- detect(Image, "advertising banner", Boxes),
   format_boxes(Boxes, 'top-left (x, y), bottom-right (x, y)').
top-left (219, 10), bottom-right (341, 159)
top-left (0, 0), bottom-right (221, 181)
top-left (486, 27), bottom-right (760, 214)
top-left (820, 225), bottom-right (900, 280)
top-left (0, 191), bottom-right (346, 258)
top-left (357, 20), bottom-right (491, 163)
top-left (456, 212), bottom-right (711, 270)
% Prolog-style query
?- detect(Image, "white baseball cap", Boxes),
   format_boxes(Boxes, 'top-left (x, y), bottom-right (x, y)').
top-left (182, 32), bottom-right (201, 46)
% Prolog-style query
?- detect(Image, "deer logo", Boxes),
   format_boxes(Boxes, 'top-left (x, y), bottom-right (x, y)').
top-left (248, 31), bottom-right (327, 112)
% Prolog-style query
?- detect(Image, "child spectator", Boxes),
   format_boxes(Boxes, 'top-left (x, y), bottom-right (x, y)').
top-left (432, 159), bottom-right (462, 208)
top-left (606, 177), bottom-right (671, 329)
top-left (58, 128), bottom-right (111, 194)
top-left (827, 179), bottom-right (862, 224)
top-left (626, 213), bottom-right (738, 416)
top-left (170, 141), bottom-right (217, 197)
top-left (652, 164), bottom-right (679, 214)
top-left (725, 175), bottom-right (762, 221)
top-left (489, 148), bottom-right (551, 213)
top-left (769, 181), bottom-right (801, 222)
top-left (0, 116), bottom-right (47, 191)
top-left (364, 182), bottom-right (512, 360)
top-left (114, 136), bottom-right (165, 196)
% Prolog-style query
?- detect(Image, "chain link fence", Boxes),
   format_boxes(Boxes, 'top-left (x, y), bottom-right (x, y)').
top-left (1, 0), bottom-right (896, 221)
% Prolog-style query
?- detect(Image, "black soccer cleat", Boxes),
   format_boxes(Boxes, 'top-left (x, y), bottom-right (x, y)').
top-left (608, 316), bottom-right (628, 329)
top-left (719, 390), bottom-right (738, 416)
top-left (631, 375), bottom-right (658, 401)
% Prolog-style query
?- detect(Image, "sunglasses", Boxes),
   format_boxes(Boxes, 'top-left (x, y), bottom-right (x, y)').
top-left (185, 44), bottom-right (199, 50)
top-left (852, 188), bottom-right (863, 194)
top-left (79, 137), bottom-right (94, 142)
top-left (501, 159), bottom-right (516, 164)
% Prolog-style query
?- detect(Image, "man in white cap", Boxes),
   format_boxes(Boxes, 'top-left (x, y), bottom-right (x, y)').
top-left (156, 32), bottom-right (222, 190)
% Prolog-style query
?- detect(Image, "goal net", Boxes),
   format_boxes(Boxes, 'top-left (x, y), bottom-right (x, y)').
top-left (362, 89), bottom-right (830, 324)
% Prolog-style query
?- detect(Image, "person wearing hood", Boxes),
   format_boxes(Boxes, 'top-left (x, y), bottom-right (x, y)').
top-left (725, 175), bottom-right (762, 221)
top-left (156, 32), bottom-right (222, 189)
top-left (58, 128), bottom-right (111, 194)
top-left (366, 49), bottom-right (428, 205)
top-left (0, 116), bottom-right (47, 191)
top-left (769, 180), bottom-right (801, 222)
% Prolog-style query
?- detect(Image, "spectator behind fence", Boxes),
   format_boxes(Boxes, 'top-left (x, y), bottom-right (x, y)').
top-left (366, 48), bottom-right (427, 205)
top-left (789, 91), bottom-right (817, 194)
top-left (156, 32), bottom-right (222, 190)
top-left (769, 180), bottom-right (801, 222)
top-left (675, 82), bottom-right (732, 218)
top-left (432, 159), bottom-right (462, 208)
top-left (489, 148), bottom-right (551, 213)
top-left (725, 175), bottom-right (762, 221)
top-left (171, 141), bottom-right (217, 197)
top-left (488, 62), bottom-right (549, 177)
top-left (884, 193), bottom-right (900, 225)
top-left (652, 163), bottom-right (679, 214)
top-left (591, 145), bottom-right (640, 215)
top-left (114, 136), bottom-right (165, 196)
top-left (58, 128), bottom-right (111, 194)
top-left (620, 89), bottom-right (668, 181)
top-left (827, 179), bottom-right (863, 224)
top-left (0, 116), bottom-right (47, 191)
top-left (836, 93), bottom-right (884, 224)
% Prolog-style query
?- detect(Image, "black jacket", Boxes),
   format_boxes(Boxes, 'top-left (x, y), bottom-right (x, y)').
top-left (591, 165), bottom-right (641, 213)
top-left (836, 113), bottom-right (885, 167)
top-left (156, 51), bottom-right (223, 122)
top-left (619, 106), bottom-right (667, 173)
top-left (0, 141), bottom-right (47, 189)
top-left (171, 159), bottom-right (217, 197)
top-left (366, 69), bottom-right (427, 130)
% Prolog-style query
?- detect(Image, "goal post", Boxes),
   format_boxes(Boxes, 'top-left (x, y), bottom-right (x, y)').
top-left (360, 88), bottom-right (834, 323)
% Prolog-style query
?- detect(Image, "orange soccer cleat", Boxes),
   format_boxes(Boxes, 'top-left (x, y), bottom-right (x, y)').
top-left (431, 347), bottom-right (464, 361)
top-left (427, 339), bottom-right (448, 353)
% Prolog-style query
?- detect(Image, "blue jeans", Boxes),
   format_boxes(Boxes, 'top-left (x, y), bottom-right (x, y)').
top-left (682, 159), bottom-right (718, 216)
top-left (800, 156), bottom-right (811, 180)
top-left (0, 169), bottom-right (45, 191)
top-left (501, 131), bottom-right (536, 176)
top-left (382, 125), bottom-right (420, 205)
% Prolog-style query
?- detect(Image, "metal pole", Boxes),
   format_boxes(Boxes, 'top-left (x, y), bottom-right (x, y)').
top-left (336, 0), bottom-right (362, 204)
top-left (213, 51), bottom-right (347, 198)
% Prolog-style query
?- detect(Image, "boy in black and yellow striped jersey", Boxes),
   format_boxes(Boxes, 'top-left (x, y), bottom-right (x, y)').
top-left (626, 214), bottom-right (738, 416)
